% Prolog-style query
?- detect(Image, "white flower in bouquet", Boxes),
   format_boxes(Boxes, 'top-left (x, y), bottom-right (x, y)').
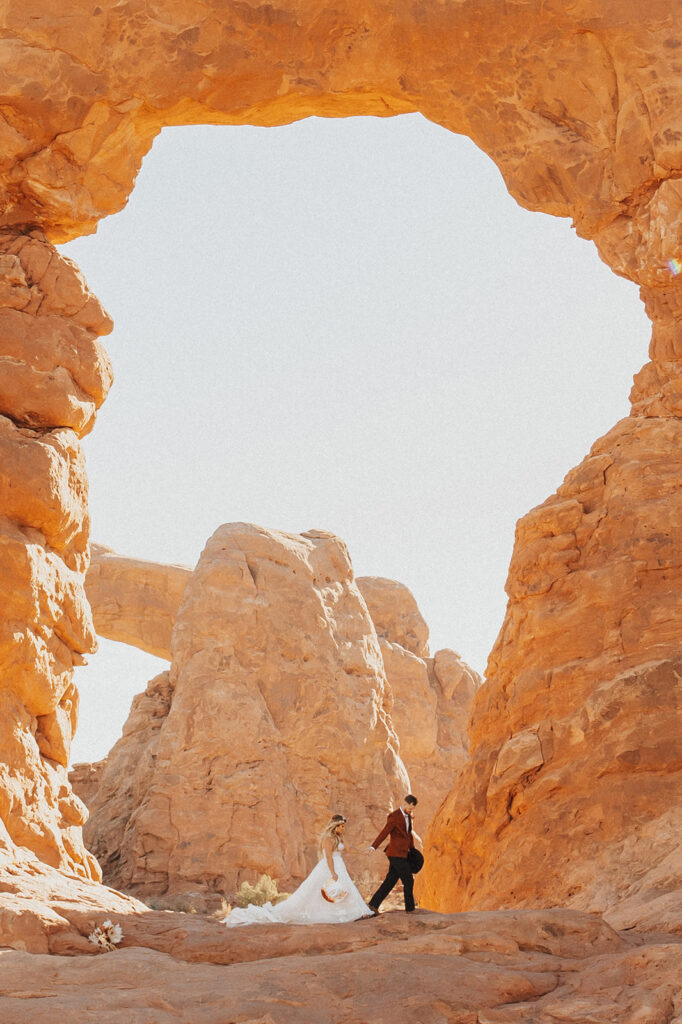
top-left (88, 919), bottom-right (124, 951)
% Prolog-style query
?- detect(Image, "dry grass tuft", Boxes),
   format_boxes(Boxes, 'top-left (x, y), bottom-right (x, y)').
top-left (233, 874), bottom-right (289, 908)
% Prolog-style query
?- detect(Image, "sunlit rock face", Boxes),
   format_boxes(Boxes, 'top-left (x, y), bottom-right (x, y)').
top-left (76, 523), bottom-right (411, 900)
top-left (6, 886), bottom-right (682, 1024)
top-left (85, 544), bottom-right (192, 660)
top-left (357, 577), bottom-right (431, 658)
top-left (420, 416), bottom-right (682, 932)
top-left (356, 584), bottom-right (480, 829)
top-left (74, 547), bottom-right (477, 899)
top-left (372, 634), bottom-right (481, 829)
top-left (0, 228), bottom-right (112, 880)
top-left (2, 2), bottom-right (682, 261)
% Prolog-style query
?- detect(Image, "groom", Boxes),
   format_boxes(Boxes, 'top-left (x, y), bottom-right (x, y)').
top-left (367, 794), bottom-right (420, 914)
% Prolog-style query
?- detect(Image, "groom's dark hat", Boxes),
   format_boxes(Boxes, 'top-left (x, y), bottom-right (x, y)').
top-left (407, 848), bottom-right (424, 874)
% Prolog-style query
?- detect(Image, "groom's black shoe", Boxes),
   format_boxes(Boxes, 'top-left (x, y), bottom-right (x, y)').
top-left (367, 904), bottom-right (380, 916)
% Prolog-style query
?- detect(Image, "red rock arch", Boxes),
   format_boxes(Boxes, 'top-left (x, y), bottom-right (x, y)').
top-left (1, 1), bottom-right (680, 921)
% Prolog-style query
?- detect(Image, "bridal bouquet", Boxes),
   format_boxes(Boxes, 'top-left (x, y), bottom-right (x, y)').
top-left (88, 919), bottom-right (124, 951)
top-left (321, 879), bottom-right (348, 903)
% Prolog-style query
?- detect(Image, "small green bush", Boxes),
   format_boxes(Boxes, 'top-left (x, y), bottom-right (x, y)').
top-left (234, 874), bottom-right (288, 908)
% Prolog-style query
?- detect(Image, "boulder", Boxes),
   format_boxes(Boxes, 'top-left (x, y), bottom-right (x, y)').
top-left (73, 535), bottom-right (482, 895)
top-left (379, 641), bottom-right (480, 829)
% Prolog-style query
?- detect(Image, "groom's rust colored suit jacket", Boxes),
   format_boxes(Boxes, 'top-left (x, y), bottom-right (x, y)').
top-left (371, 809), bottom-right (415, 859)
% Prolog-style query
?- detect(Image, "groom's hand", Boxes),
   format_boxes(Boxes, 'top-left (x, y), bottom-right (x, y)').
top-left (367, 846), bottom-right (375, 854)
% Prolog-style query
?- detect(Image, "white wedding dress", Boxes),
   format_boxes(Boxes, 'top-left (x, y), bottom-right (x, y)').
top-left (223, 844), bottom-right (373, 926)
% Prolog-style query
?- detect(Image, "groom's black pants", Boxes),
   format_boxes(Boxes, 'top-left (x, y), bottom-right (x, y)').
top-left (370, 856), bottom-right (415, 911)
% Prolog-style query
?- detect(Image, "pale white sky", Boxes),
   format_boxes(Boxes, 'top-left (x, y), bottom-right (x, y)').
top-left (63, 113), bottom-right (648, 765)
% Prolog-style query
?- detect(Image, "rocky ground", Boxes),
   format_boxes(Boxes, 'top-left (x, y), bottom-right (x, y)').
top-left (2, 908), bottom-right (680, 1023)
top-left (1, 856), bottom-right (680, 1024)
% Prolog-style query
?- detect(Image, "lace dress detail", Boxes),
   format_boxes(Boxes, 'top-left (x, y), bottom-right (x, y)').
top-left (223, 844), bottom-right (373, 927)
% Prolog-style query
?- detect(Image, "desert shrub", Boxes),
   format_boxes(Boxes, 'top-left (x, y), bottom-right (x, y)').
top-left (208, 898), bottom-right (232, 920)
top-left (233, 874), bottom-right (288, 908)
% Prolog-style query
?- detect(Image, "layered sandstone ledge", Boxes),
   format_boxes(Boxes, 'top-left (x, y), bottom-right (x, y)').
top-left (3, 1), bottom-right (682, 383)
top-left (80, 524), bottom-right (408, 899)
top-left (85, 543), bottom-right (192, 659)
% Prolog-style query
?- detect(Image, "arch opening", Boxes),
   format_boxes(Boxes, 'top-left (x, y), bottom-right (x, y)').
top-left (61, 113), bottom-right (647, 765)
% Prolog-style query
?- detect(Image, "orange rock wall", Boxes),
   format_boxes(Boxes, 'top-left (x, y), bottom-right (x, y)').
top-left (0, 229), bottom-right (112, 879)
top-left (1, 0), bottom-right (682, 273)
top-left (420, 415), bottom-right (682, 927)
top-left (74, 544), bottom-right (475, 897)
top-left (379, 641), bottom-right (480, 829)
top-left (73, 552), bottom-right (478, 899)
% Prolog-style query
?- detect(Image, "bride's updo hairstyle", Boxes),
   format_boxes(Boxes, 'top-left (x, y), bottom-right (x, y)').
top-left (318, 813), bottom-right (346, 851)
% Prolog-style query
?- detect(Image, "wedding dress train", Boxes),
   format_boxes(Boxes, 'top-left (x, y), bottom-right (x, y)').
top-left (223, 844), bottom-right (373, 926)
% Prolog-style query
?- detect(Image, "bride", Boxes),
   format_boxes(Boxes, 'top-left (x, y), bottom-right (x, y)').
top-left (223, 814), bottom-right (374, 926)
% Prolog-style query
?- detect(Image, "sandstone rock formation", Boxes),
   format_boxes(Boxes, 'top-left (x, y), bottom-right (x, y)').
top-left (356, 579), bottom-right (480, 827)
top-left (1, 851), bottom-right (680, 1024)
top-left (0, 2), bottom-right (680, 296)
top-left (383, 645), bottom-right (480, 829)
top-left (357, 576), bottom-right (430, 658)
top-left (1, 2), bottom-right (682, 1007)
top-left (0, 839), bottom-right (150, 956)
top-left (85, 543), bottom-right (192, 659)
top-left (76, 555), bottom-right (478, 865)
top-left (0, 1), bottom-right (680, 431)
top-left (5, 935), bottom-right (680, 1024)
top-left (420, 416), bottom-right (682, 933)
top-left (67, 758), bottom-right (106, 816)
top-left (77, 523), bottom-right (410, 902)
top-left (0, 228), bottom-right (112, 881)
top-left (2, 1), bottom-right (682, 400)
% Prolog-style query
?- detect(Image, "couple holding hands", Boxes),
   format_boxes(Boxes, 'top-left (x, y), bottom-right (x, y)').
top-left (224, 795), bottom-right (422, 927)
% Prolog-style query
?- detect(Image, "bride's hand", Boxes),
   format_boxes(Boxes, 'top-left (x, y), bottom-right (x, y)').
top-left (332, 873), bottom-right (339, 882)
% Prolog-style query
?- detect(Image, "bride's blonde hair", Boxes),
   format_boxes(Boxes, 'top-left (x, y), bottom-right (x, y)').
top-left (318, 813), bottom-right (346, 852)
